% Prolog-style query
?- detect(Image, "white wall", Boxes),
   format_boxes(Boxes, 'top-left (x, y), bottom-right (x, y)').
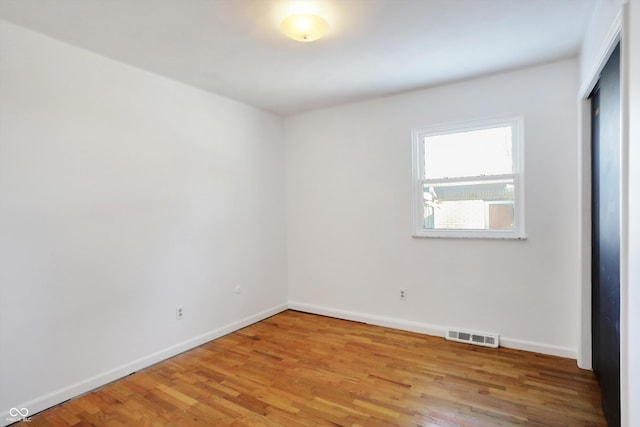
top-left (580, 0), bottom-right (626, 94)
top-left (285, 59), bottom-right (580, 358)
top-left (0, 20), bottom-right (287, 422)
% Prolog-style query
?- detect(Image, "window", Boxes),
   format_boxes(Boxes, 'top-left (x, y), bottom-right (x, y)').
top-left (411, 115), bottom-right (525, 239)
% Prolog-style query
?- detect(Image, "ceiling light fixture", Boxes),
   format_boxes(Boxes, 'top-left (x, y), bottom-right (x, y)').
top-left (280, 14), bottom-right (329, 42)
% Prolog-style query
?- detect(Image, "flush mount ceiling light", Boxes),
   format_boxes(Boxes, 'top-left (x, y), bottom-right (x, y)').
top-left (280, 14), bottom-right (329, 42)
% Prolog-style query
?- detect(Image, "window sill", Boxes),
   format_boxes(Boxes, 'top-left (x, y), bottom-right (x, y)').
top-left (412, 231), bottom-right (527, 240)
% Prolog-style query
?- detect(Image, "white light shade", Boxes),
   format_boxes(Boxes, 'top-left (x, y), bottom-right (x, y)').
top-left (280, 14), bottom-right (329, 42)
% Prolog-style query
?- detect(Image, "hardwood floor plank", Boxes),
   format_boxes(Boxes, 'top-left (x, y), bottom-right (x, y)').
top-left (24, 310), bottom-right (606, 426)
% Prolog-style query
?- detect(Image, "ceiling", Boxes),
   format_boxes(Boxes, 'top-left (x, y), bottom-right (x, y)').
top-left (0, 0), bottom-right (596, 116)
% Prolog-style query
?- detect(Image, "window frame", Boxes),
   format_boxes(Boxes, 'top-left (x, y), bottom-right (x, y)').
top-left (411, 115), bottom-right (526, 239)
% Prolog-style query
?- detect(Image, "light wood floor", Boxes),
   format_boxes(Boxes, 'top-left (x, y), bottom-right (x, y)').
top-left (27, 310), bottom-right (606, 426)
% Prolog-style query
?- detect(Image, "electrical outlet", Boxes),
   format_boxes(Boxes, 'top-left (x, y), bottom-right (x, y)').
top-left (176, 305), bottom-right (184, 320)
top-left (399, 288), bottom-right (407, 301)
top-left (235, 285), bottom-right (242, 295)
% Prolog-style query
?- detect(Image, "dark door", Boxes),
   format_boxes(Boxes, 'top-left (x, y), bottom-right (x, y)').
top-left (591, 43), bottom-right (620, 427)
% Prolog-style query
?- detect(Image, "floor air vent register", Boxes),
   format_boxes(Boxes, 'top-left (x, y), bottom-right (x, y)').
top-left (446, 328), bottom-right (499, 348)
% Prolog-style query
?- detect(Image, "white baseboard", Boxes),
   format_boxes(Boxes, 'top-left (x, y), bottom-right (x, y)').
top-left (288, 301), bottom-right (577, 360)
top-left (499, 337), bottom-right (577, 359)
top-left (287, 301), bottom-right (445, 337)
top-left (1, 303), bottom-right (287, 427)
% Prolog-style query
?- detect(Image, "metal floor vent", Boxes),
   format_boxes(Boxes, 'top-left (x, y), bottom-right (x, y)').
top-left (446, 328), bottom-right (499, 348)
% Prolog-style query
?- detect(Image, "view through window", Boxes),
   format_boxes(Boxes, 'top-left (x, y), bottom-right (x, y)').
top-left (412, 116), bottom-right (524, 238)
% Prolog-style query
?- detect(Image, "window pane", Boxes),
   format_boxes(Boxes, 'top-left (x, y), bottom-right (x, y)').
top-left (422, 179), bottom-right (515, 230)
top-left (423, 125), bottom-right (513, 179)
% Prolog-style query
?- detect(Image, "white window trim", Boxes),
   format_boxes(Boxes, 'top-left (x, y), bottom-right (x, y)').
top-left (411, 115), bottom-right (526, 239)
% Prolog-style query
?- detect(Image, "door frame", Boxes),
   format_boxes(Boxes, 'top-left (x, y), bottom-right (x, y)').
top-left (577, 11), bottom-right (621, 372)
top-left (578, 3), bottom-right (631, 426)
